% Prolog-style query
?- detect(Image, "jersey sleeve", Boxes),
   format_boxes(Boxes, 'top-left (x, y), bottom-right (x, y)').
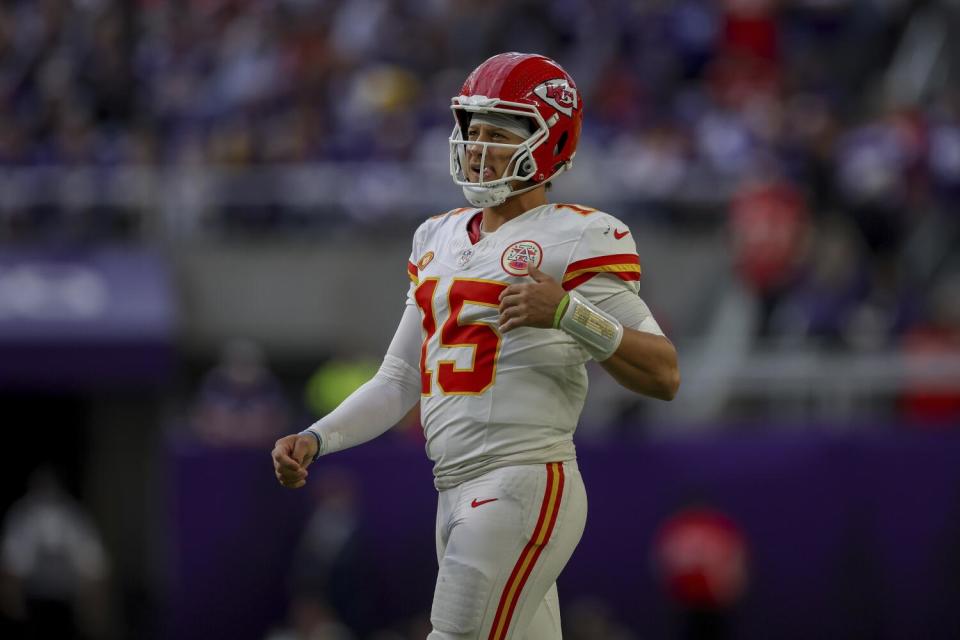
top-left (562, 213), bottom-right (642, 294)
top-left (305, 279), bottom-right (425, 457)
top-left (405, 220), bottom-right (429, 305)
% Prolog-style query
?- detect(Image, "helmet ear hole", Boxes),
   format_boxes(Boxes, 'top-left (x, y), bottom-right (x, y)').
top-left (554, 132), bottom-right (568, 157)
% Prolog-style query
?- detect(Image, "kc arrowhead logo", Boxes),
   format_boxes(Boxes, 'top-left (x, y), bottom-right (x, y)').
top-left (534, 79), bottom-right (578, 117)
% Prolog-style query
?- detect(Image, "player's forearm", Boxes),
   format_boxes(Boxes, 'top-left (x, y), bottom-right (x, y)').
top-left (306, 355), bottom-right (420, 455)
top-left (599, 329), bottom-right (680, 400)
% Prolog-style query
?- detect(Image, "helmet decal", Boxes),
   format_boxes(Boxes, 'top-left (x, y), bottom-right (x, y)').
top-left (533, 79), bottom-right (578, 118)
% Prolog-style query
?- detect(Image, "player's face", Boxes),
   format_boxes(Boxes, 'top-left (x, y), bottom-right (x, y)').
top-left (465, 123), bottom-right (527, 184)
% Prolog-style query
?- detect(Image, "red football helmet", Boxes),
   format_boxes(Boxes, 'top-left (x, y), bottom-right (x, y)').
top-left (450, 52), bottom-right (584, 207)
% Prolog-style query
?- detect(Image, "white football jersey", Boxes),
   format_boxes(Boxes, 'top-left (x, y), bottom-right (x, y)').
top-left (406, 203), bottom-right (642, 489)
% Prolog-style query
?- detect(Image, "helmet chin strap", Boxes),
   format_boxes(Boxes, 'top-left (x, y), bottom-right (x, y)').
top-left (462, 183), bottom-right (512, 207)
top-left (461, 165), bottom-right (568, 208)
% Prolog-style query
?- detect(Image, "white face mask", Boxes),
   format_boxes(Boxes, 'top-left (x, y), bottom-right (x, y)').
top-left (448, 101), bottom-right (550, 207)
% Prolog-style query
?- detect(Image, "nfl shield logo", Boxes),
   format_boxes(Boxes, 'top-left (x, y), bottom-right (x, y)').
top-left (457, 248), bottom-right (474, 268)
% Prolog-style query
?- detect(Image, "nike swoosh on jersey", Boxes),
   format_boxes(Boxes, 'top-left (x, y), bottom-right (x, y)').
top-left (613, 228), bottom-right (630, 239)
top-left (471, 498), bottom-right (499, 508)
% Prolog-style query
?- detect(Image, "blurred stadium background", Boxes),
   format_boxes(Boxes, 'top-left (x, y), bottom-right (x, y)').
top-left (2, 0), bottom-right (960, 638)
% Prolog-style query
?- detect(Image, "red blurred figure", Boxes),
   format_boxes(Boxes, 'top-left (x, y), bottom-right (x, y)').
top-left (731, 177), bottom-right (809, 296)
top-left (721, 0), bottom-right (780, 63)
top-left (730, 176), bottom-right (811, 335)
top-left (708, 0), bottom-right (781, 109)
top-left (654, 506), bottom-right (748, 640)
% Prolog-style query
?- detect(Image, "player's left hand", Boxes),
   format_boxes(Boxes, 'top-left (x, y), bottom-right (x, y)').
top-left (498, 263), bottom-right (567, 332)
top-left (272, 433), bottom-right (317, 489)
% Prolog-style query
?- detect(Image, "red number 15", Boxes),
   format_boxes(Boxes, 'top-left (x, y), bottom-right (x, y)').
top-left (414, 278), bottom-right (507, 395)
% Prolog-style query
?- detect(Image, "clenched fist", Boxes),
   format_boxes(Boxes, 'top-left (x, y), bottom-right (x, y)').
top-left (271, 433), bottom-right (318, 489)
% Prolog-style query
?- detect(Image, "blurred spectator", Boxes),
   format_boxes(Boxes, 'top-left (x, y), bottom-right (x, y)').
top-left (191, 339), bottom-right (290, 446)
top-left (728, 171), bottom-right (811, 336)
top-left (270, 468), bottom-right (368, 640)
top-left (0, 466), bottom-right (112, 640)
top-left (768, 218), bottom-right (869, 346)
top-left (653, 504), bottom-right (748, 640)
top-left (767, 214), bottom-right (921, 350)
top-left (834, 109), bottom-right (925, 258)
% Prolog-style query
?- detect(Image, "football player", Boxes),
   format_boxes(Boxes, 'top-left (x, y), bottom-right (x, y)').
top-left (273, 52), bottom-right (680, 639)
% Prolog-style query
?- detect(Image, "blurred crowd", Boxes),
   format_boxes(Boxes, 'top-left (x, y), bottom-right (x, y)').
top-left (1, 0), bottom-right (960, 357)
top-left (1, 0), bottom-right (958, 192)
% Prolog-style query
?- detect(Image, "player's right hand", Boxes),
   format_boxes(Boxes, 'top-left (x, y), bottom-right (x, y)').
top-left (272, 433), bottom-right (317, 489)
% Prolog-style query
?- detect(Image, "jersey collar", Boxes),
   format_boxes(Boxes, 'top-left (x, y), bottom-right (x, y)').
top-left (466, 204), bottom-right (553, 245)
top-left (466, 210), bottom-right (484, 245)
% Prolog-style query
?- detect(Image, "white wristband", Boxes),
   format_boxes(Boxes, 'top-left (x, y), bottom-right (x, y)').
top-left (558, 290), bottom-right (624, 361)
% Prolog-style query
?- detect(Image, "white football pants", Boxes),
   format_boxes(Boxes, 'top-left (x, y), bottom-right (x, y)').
top-left (427, 460), bottom-right (587, 640)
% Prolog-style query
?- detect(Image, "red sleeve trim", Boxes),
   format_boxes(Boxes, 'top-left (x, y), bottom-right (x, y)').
top-left (564, 253), bottom-right (639, 274)
top-left (561, 270), bottom-right (641, 291)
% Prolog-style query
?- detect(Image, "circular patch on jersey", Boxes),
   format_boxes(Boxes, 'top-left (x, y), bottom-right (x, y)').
top-left (500, 240), bottom-right (543, 276)
top-left (417, 251), bottom-right (434, 270)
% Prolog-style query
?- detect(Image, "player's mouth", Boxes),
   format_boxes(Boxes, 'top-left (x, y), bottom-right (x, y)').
top-left (470, 164), bottom-right (497, 182)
